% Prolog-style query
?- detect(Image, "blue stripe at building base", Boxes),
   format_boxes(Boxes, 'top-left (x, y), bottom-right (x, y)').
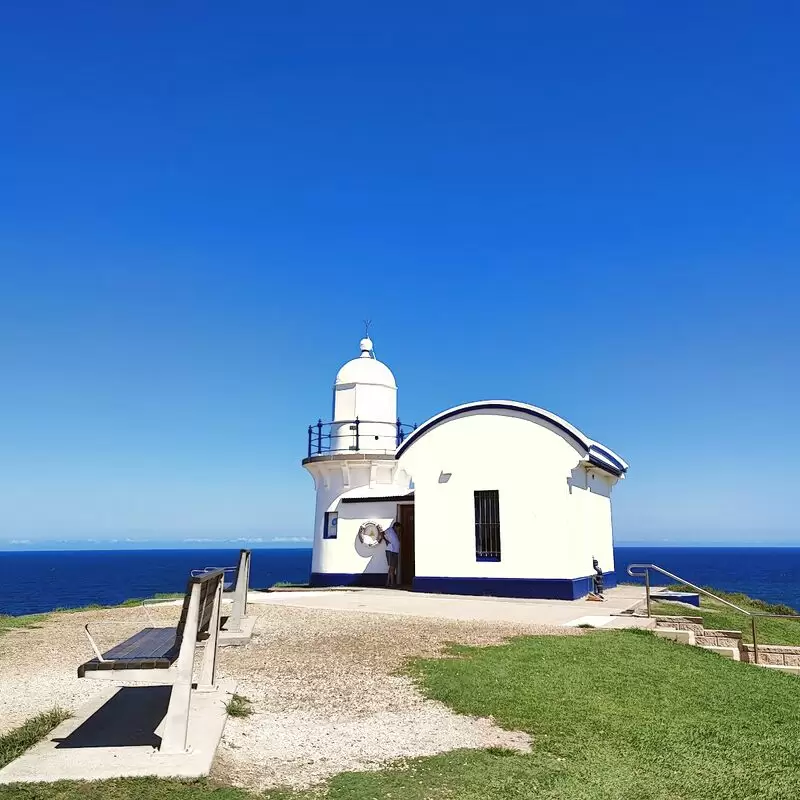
top-left (413, 572), bottom-right (617, 600)
top-left (310, 572), bottom-right (387, 588)
top-left (310, 571), bottom-right (616, 599)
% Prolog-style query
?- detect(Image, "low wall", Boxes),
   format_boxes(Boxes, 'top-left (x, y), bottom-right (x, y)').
top-left (740, 644), bottom-right (800, 666)
top-left (655, 617), bottom-right (742, 648)
top-left (656, 615), bottom-right (800, 664)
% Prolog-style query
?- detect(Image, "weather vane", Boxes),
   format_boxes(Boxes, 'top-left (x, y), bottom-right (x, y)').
top-left (363, 319), bottom-right (372, 338)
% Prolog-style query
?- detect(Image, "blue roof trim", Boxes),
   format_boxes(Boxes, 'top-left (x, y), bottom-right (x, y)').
top-left (396, 402), bottom-right (586, 458)
top-left (587, 453), bottom-right (623, 477)
top-left (587, 445), bottom-right (626, 475)
top-left (395, 401), bottom-right (628, 474)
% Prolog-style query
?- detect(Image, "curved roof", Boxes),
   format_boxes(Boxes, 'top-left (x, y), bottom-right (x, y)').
top-left (395, 400), bottom-right (628, 476)
top-left (334, 337), bottom-right (397, 388)
top-left (335, 356), bottom-right (396, 388)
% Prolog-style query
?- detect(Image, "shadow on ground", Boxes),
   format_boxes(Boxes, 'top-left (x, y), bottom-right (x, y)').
top-left (54, 686), bottom-right (169, 749)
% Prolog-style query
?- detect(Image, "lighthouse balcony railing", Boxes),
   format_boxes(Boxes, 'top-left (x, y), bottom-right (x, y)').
top-left (306, 419), bottom-right (417, 458)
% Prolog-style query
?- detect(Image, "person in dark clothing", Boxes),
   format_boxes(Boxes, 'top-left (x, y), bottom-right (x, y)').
top-left (592, 558), bottom-right (604, 598)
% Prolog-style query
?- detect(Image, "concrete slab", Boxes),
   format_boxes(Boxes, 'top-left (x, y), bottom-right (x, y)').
top-left (247, 586), bottom-right (646, 627)
top-left (701, 645), bottom-right (740, 661)
top-left (603, 616), bottom-right (657, 630)
top-left (0, 679), bottom-right (236, 784)
top-left (654, 627), bottom-right (696, 644)
top-left (219, 615), bottom-right (256, 647)
top-left (563, 615), bottom-right (616, 628)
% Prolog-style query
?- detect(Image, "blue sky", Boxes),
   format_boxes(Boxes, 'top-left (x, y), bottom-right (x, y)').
top-left (1, 3), bottom-right (798, 548)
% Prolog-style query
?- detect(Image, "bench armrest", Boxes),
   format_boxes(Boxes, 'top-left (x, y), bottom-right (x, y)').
top-left (191, 566), bottom-right (236, 575)
top-left (83, 622), bottom-right (117, 662)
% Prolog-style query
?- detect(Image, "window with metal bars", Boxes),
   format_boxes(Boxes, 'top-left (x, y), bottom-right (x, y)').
top-left (474, 490), bottom-right (501, 561)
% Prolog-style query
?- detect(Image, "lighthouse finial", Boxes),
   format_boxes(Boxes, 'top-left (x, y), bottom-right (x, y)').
top-left (359, 320), bottom-right (374, 358)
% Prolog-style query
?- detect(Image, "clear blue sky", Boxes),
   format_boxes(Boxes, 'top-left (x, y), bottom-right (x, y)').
top-left (1, 3), bottom-right (798, 548)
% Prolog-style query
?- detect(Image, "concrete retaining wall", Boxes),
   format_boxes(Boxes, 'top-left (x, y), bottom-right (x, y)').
top-left (655, 617), bottom-right (741, 646)
top-left (656, 615), bottom-right (800, 669)
top-left (740, 644), bottom-right (800, 666)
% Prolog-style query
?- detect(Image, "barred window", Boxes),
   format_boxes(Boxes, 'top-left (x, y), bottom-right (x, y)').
top-left (474, 490), bottom-right (501, 561)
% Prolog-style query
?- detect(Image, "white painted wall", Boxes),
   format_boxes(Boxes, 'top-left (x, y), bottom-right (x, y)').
top-left (397, 408), bottom-right (618, 581)
top-left (304, 457), bottom-right (410, 576)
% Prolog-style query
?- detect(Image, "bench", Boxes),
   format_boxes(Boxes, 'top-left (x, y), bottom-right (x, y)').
top-left (191, 549), bottom-right (251, 634)
top-left (78, 568), bottom-right (224, 754)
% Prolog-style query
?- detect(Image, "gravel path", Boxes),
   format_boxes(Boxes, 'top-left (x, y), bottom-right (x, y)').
top-left (0, 599), bottom-right (576, 790)
top-left (0, 606), bottom-right (173, 733)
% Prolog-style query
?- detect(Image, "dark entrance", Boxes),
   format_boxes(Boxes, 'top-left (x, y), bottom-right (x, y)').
top-left (398, 504), bottom-right (415, 587)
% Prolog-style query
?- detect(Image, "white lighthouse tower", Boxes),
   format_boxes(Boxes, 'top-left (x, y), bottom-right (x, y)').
top-left (303, 336), bottom-right (413, 587)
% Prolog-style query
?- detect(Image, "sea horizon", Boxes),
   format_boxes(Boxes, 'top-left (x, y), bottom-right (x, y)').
top-left (3, 544), bottom-right (800, 616)
top-left (2, 540), bottom-right (799, 553)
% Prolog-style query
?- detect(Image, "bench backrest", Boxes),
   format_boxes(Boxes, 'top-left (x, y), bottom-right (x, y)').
top-left (175, 568), bottom-right (224, 648)
top-left (229, 548), bottom-right (251, 591)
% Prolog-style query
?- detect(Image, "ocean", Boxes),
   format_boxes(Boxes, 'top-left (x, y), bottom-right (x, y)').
top-left (2, 546), bottom-right (799, 617)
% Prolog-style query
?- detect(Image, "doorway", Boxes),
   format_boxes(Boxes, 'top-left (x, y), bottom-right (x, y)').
top-left (398, 504), bottom-right (415, 587)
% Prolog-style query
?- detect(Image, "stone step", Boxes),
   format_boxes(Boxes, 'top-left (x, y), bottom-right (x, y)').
top-left (654, 628), bottom-right (695, 645)
top-left (604, 616), bottom-right (657, 630)
top-left (700, 644), bottom-right (740, 661)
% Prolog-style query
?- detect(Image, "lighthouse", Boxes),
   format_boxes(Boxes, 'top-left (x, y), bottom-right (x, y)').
top-left (302, 336), bottom-right (415, 587)
top-left (302, 335), bottom-right (628, 597)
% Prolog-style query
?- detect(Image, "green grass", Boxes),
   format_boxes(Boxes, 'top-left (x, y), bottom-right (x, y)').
top-left (400, 631), bottom-right (800, 800)
top-left (5, 631), bottom-right (800, 799)
top-left (225, 694), bottom-right (253, 718)
top-left (0, 614), bottom-right (49, 635)
top-left (270, 582), bottom-right (310, 589)
top-left (0, 594), bottom-right (185, 631)
top-left (652, 587), bottom-right (800, 645)
top-left (663, 584), bottom-right (797, 616)
top-left (0, 709), bottom-right (71, 770)
top-left (0, 778), bottom-right (256, 800)
top-left (52, 593), bottom-right (185, 612)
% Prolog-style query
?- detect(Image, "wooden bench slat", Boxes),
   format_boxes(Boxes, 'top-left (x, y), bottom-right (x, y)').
top-left (78, 627), bottom-right (180, 676)
top-left (102, 628), bottom-right (177, 660)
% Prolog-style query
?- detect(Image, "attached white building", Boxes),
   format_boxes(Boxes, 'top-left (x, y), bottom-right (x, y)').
top-left (302, 337), bottom-right (628, 599)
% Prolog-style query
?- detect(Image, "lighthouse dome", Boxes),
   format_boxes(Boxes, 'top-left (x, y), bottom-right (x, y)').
top-left (334, 337), bottom-right (397, 389)
top-left (331, 337), bottom-right (398, 451)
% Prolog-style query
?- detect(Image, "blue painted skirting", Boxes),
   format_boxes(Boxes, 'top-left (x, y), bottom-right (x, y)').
top-left (310, 571), bottom-right (616, 599)
top-left (310, 571), bottom-right (387, 588)
top-left (414, 572), bottom-right (617, 600)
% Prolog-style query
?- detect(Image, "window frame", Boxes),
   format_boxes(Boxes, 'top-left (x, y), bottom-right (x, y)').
top-left (474, 489), bottom-right (501, 562)
top-left (323, 511), bottom-right (338, 539)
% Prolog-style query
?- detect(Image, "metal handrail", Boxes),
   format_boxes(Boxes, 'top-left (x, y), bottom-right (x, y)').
top-left (627, 564), bottom-right (752, 617)
top-left (627, 563), bottom-right (761, 663)
top-left (306, 418), bottom-right (417, 457)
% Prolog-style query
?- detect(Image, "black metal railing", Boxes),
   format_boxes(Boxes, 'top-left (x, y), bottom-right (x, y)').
top-left (306, 418), bottom-right (417, 458)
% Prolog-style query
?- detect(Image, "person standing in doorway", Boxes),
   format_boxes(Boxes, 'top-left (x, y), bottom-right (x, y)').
top-left (382, 521), bottom-right (402, 588)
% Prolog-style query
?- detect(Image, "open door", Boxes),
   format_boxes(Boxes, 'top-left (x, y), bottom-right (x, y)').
top-left (398, 504), bottom-right (415, 587)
